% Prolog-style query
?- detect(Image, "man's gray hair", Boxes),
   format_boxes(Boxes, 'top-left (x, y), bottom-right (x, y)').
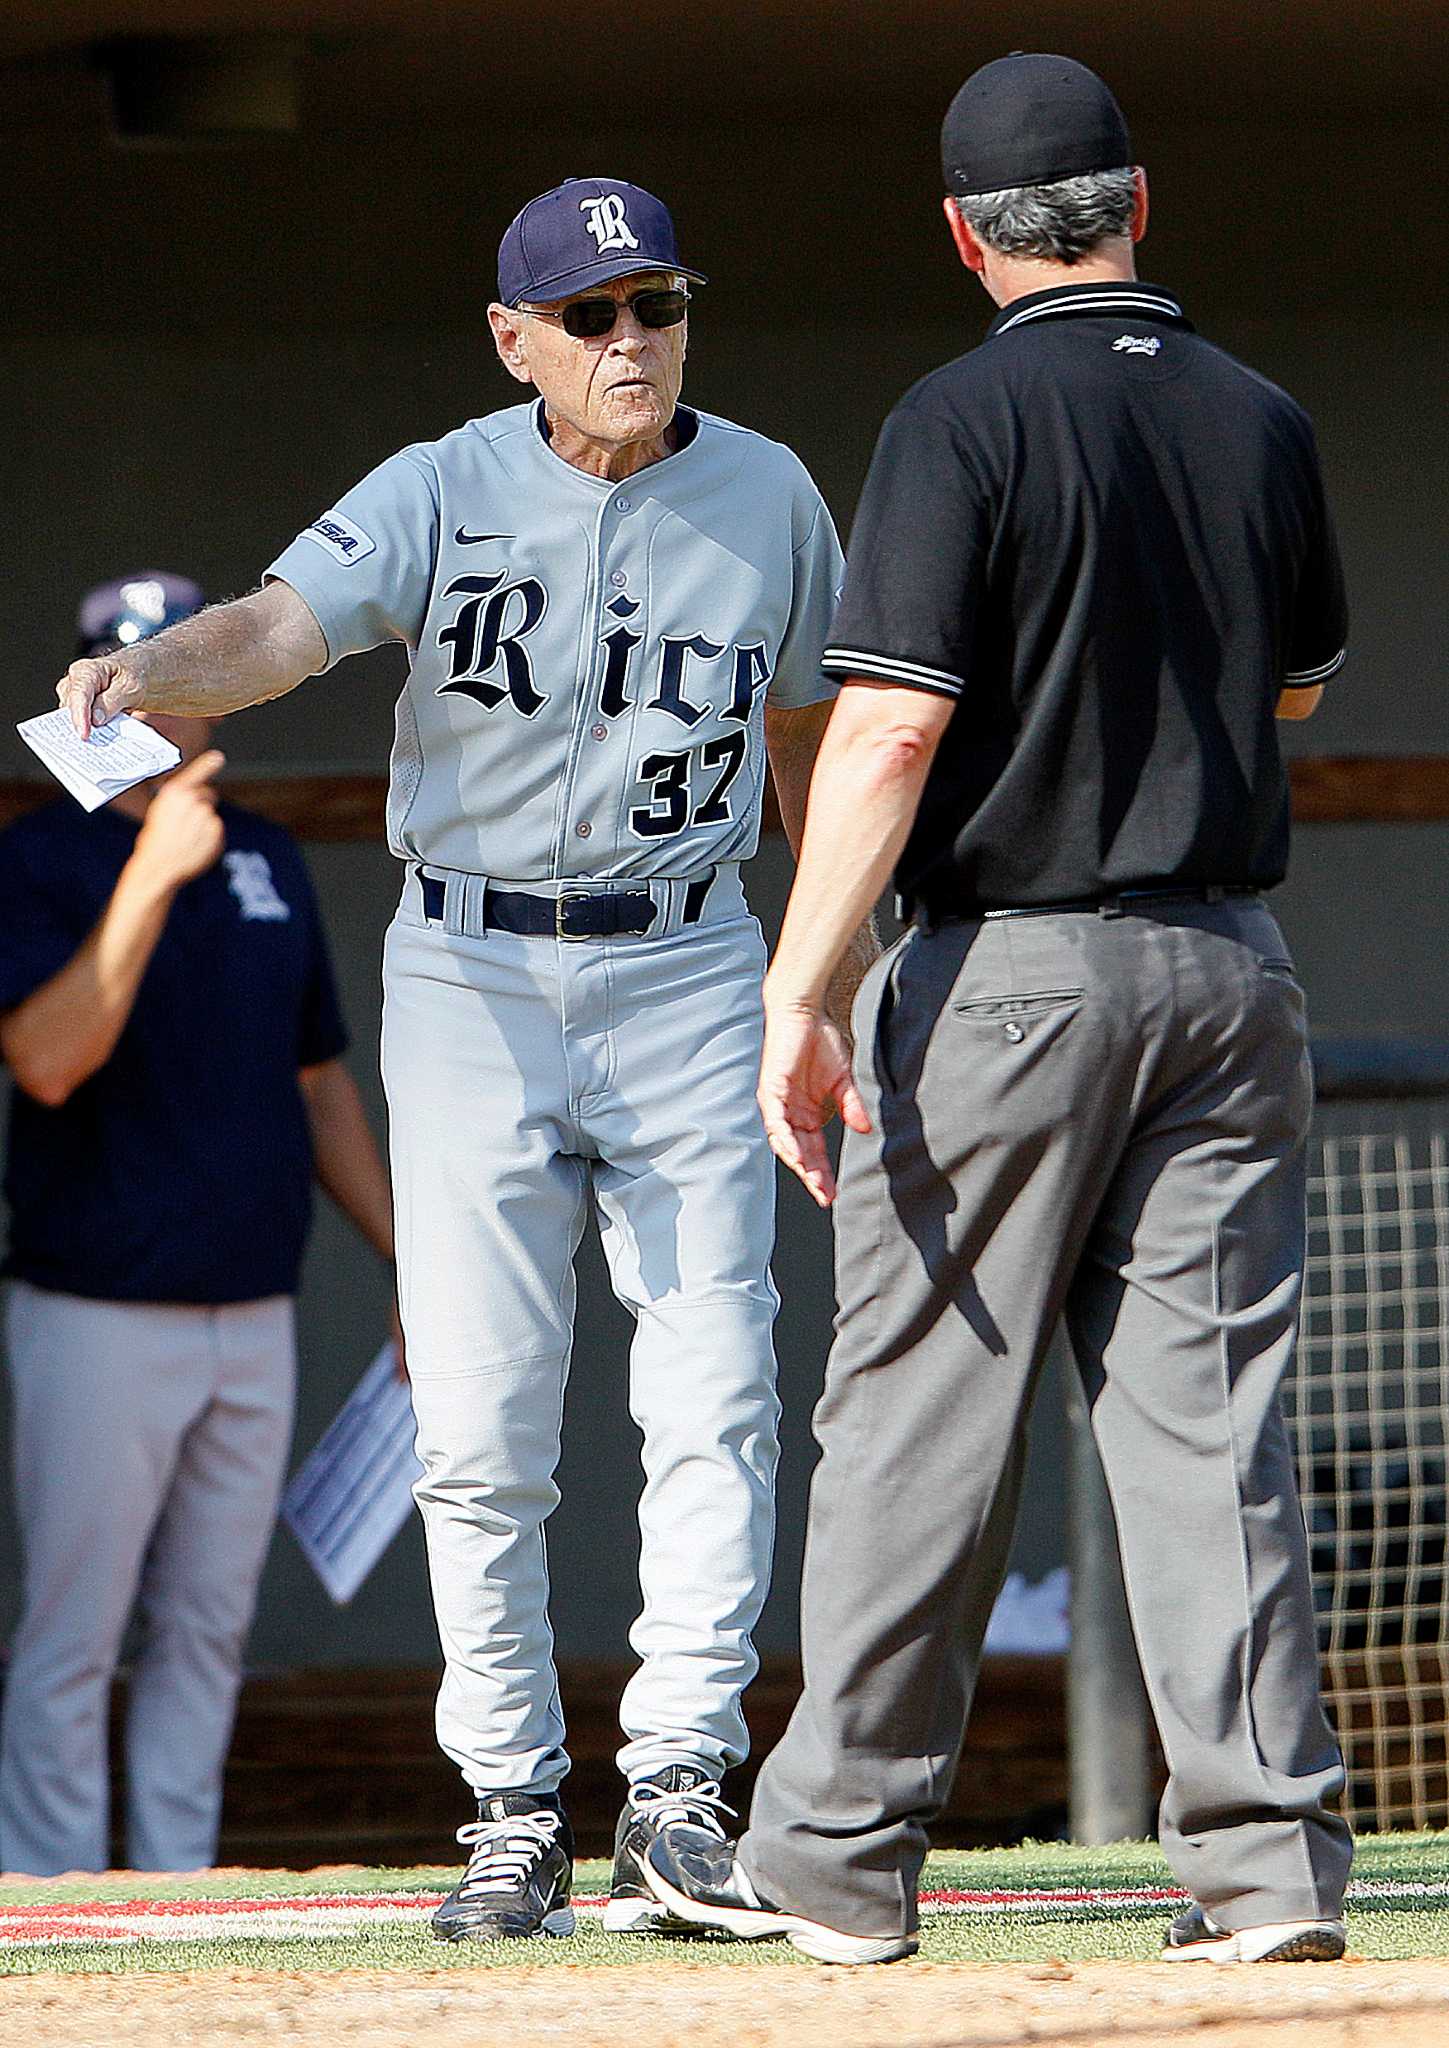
top-left (954, 166), bottom-right (1137, 264)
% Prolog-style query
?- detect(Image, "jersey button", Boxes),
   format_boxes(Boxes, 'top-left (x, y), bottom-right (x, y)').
top-left (609, 570), bottom-right (628, 587)
top-left (591, 724), bottom-right (608, 741)
top-left (614, 495), bottom-right (631, 511)
top-left (575, 821), bottom-right (593, 838)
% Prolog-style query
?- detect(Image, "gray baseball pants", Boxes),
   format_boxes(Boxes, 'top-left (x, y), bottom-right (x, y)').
top-left (0, 1284), bottom-right (294, 1875)
top-left (381, 868), bottom-right (780, 1799)
top-left (740, 896), bottom-right (1352, 1938)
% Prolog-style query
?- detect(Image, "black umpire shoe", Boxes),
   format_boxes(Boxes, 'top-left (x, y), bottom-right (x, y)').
top-left (603, 1764), bottom-right (736, 1934)
top-left (431, 1792), bottom-right (575, 1942)
top-left (642, 1825), bottom-right (917, 1965)
top-left (1162, 1903), bottom-right (1346, 1963)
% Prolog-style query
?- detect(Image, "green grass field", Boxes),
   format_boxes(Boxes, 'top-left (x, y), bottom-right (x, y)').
top-left (2, 1831), bottom-right (1447, 1975)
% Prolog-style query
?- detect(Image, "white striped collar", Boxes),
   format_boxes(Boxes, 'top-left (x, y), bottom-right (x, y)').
top-left (989, 284), bottom-right (1188, 340)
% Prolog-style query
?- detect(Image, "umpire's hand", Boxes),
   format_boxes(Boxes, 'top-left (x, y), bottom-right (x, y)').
top-left (757, 1005), bottom-right (871, 1208)
top-left (57, 652), bottom-right (144, 739)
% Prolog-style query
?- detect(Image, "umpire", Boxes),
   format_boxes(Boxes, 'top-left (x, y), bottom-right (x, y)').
top-left (643, 53), bottom-right (1353, 1966)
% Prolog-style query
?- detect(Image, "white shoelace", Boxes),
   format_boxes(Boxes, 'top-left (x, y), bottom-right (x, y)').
top-left (629, 1776), bottom-right (735, 1837)
top-left (454, 1809), bottom-right (564, 1897)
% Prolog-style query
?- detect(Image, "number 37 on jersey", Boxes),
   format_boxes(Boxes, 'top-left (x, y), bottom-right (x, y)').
top-left (435, 567), bottom-right (770, 844)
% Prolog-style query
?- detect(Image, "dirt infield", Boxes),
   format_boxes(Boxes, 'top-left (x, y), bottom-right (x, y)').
top-left (4, 1958), bottom-right (1449, 2048)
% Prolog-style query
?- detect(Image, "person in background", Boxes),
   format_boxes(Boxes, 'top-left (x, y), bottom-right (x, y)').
top-left (0, 572), bottom-right (398, 1875)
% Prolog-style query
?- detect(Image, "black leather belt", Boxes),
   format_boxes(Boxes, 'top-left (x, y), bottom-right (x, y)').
top-left (419, 871), bottom-right (716, 939)
top-left (913, 885), bottom-right (1259, 927)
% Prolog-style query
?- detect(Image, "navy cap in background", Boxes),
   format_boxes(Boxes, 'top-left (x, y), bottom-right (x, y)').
top-left (942, 53), bottom-right (1132, 196)
top-left (497, 176), bottom-right (706, 307)
top-left (76, 572), bottom-right (205, 658)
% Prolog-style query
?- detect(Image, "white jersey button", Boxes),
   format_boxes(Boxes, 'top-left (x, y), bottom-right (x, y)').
top-left (615, 496), bottom-right (631, 511)
top-left (610, 570), bottom-right (628, 587)
top-left (591, 724), bottom-right (608, 741)
top-left (575, 821), bottom-right (593, 838)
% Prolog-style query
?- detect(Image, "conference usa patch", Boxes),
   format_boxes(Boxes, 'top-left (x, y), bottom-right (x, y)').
top-left (302, 510), bottom-right (377, 566)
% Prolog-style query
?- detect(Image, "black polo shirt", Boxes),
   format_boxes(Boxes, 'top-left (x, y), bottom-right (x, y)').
top-left (823, 281), bottom-right (1348, 912)
top-left (0, 799), bottom-right (348, 1305)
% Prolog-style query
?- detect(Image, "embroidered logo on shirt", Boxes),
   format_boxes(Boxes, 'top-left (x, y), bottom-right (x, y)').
top-left (302, 511), bottom-right (377, 566)
top-left (1112, 334), bottom-right (1162, 356)
top-left (579, 192), bottom-right (640, 254)
top-left (225, 851), bottom-right (291, 922)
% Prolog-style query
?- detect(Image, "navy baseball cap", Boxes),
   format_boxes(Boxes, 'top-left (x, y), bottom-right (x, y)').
top-left (497, 176), bottom-right (706, 307)
top-left (76, 571), bottom-right (204, 657)
top-left (942, 54), bottom-right (1132, 196)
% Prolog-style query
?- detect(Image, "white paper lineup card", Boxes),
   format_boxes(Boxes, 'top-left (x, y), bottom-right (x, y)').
top-left (282, 1343), bottom-right (423, 1606)
top-left (16, 709), bottom-right (181, 811)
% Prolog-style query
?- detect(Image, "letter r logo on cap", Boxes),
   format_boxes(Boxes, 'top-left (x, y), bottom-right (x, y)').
top-left (579, 193), bottom-right (640, 254)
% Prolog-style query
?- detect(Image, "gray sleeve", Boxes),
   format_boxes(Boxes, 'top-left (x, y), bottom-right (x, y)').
top-left (263, 449), bottom-right (440, 670)
top-left (766, 492), bottom-right (845, 709)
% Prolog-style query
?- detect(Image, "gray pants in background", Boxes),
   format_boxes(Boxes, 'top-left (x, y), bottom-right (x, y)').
top-left (741, 896), bottom-right (1352, 1939)
top-left (0, 1285), bottom-right (294, 1874)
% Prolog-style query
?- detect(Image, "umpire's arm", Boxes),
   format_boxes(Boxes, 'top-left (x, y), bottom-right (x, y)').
top-left (759, 681), bottom-right (953, 1204)
top-left (766, 701), bottom-right (882, 1040)
top-left (1277, 685), bottom-right (1324, 720)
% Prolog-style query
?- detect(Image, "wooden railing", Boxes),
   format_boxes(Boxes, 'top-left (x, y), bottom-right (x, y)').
top-left (154, 1656), bottom-right (1071, 1866)
top-left (2, 758), bottom-right (1448, 838)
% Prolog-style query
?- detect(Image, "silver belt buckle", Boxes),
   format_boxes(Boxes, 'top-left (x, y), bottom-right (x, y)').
top-left (556, 889), bottom-right (595, 941)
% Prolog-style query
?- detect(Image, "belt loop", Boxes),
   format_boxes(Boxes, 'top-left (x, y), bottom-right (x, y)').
top-left (464, 872), bottom-right (490, 937)
top-left (1204, 885), bottom-right (1226, 903)
top-left (644, 878), bottom-right (673, 938)
top-left (1098, 896), bottom-right (1126, 919)
top-left (442, 873), bottom-right (470, 939)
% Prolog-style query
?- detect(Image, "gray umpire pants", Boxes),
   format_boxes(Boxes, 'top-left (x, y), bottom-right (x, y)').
top-left (740, 896), bottom-right (1352, 1939)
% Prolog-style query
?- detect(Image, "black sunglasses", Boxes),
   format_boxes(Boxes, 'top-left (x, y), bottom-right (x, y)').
top-left (518, 286), bottom-right (690, 341)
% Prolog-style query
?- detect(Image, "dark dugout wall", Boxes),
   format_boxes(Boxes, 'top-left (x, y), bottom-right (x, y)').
top-left (0, 5), bottom-right (1444, 1667)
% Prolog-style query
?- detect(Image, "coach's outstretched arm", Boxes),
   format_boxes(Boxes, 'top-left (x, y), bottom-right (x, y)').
top-left (58, 581), bottom-right (328, 739)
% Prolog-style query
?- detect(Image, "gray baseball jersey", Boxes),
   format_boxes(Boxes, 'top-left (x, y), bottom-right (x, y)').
top-left (266, 400), bottom-right (843, 880)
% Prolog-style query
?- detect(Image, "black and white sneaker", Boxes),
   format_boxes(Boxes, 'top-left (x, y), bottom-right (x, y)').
top-left (431, 1792), bottom-right (575, 1942)
top-left (603, 1764), bottom-right (736, 1934)
top-left (643, 1825), bottom-right (916, 1965)
top-left (1162, 1903), bottom-right (1346, 1963)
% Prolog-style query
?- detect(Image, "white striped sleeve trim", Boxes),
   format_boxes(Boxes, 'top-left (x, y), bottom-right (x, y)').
top-left (821, 647), bottom-right (964, 697)
top-left (1283, 648), bottom-right (1346, 685)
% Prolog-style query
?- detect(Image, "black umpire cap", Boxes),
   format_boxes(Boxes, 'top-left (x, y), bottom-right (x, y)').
top-left (942, 53), bottom-right (1133, 196)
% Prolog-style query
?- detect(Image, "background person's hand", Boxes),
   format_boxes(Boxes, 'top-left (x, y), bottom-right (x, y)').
top-left (757, 1002), bottom-right (871, 1208)
top-left (57, 653), bottom-right (145, 738)
top-left (132, 751), bottom-right (227, 890)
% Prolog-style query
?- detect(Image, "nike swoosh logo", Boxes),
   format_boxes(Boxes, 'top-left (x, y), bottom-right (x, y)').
top-left (454, 528), bottom-right (514, 545)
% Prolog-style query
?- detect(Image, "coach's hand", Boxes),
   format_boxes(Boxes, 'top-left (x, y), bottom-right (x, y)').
top-left (758, 1001), bottom-right (871, 1208)
top-left (133, 751), bottom-right (227, 889)
top-left (58, 653), bottom-right (145, 738)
